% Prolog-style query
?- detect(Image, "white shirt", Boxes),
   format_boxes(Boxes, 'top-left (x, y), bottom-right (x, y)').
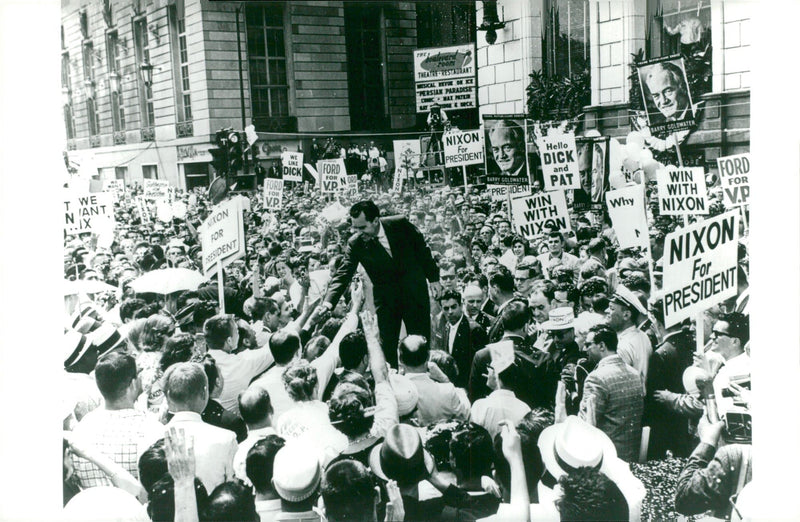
top-left (209, 347), bottom-right (274, 416)
top-left (713, 351), bottom-right (750, 416)
top-left (164, 411), bottom-right (238, 493)
top-left (616, 325), bottom-right (652, 392)
top-left (447, 315), bottom-right (463, 354)
top-left (233, 426), bottom-right (277, 484)
top-left (470, 389), bottom-right (531, 440)
top-left (377, 222), bottom-right (393, 258)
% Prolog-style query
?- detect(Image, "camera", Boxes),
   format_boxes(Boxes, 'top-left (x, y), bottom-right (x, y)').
top-left (724, 410), bottom-right (752, 444)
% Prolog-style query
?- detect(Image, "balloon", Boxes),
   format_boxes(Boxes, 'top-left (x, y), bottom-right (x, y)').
top-left (622, 156), bottom-right (640, 174)
top-left (626, 131), bottom-right (645, 149)
top-left (624, 141), bottom-right (643, 161)
top-left (642, 160), bottom-right (662, 182)
top-left (632, 170), bottom-right (643, 184)
top-left (584, 129), bottom-right (602, 138)
top-left (639, 147), bottom-right (654, 163)
top-left (609, 170), bottom-right (628, 189)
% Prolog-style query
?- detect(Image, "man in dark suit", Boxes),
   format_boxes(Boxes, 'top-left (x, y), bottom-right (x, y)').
top-left (431, 289), bottom-right (488, 388)
top-left (318, 200), bottom-right (440, 367)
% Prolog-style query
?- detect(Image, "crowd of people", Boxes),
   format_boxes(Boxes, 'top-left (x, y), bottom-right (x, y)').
top-left (61, 175), bottom-right (753, 521)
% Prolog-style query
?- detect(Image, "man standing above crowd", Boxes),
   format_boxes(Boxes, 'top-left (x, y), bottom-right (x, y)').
top-left (318, 200), bottom-right (440, 368)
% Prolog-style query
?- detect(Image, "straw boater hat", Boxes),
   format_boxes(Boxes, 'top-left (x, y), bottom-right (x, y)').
top-left (541, 307), bottom-right (576, 331)
top-left (88, 323), bottom-right (127, 359)
top-left (272, 441), bottom-right (321, 502)
top-left (537, 416), bottom-right (618, 480)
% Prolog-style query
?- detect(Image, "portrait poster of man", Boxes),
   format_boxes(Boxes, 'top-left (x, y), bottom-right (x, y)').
top-left (637, 56), bottom-right (696, 134)
top-left (573, 136), bottom-right (609, 212)
top-left (483, 115), bottom-right (530, 186)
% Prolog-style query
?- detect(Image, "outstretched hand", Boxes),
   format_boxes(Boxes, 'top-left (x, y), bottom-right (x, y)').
top-left (165, 427), bottom-right (196, 484)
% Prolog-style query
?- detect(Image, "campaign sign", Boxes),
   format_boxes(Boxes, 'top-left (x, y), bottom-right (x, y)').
top-left (656, 167), bottom-right (710, 216)
top-left (199, 198), bottom-right (245, 277)
top-left (135, 196), bottom-right (151, 223)
top-left (605, 184), bottom-right (650, 249)
top-left (347, 175), bottom-right (359, 196)
top-left (511, 191), bottom-right (572, 239)
top-left (394, 140), bottom-right (421, 181)
top-left (662, 210), bottom-right (739, 327)
top-left (443, 129), bottom-right (484, 168)
top-left (413, 44), bottom-right (476, 113)
top-left (317, 159), bottom-right (346, 193)
top-left (263, 179), bottom-right (284, 211)
top-left (487, 184), bottom-right (532, 202)
top-left (393, 170), bottom-right (404, 193)
top-left (64, 192), bottom-right (116, 234)
top-left (103, 179), bottom-right (124, 196)
top-left (143, 179), bottom-right (170, 200)
top-left (716, 153), bottom-right (750, 208)
top-left (282, 152), bottom-right (303, 182)
top-left (538, 133), bottom-right (581, 191)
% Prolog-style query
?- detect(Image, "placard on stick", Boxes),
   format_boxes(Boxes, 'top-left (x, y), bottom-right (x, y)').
top-left (143, 179), bottom-right (170, 200)
top-left (605, 184), bottom-right (650, 249)
top-left (443, 129), bottom-right (484, 168)
top-left (263, 179), bottom-right (284, 211)
top-left (656, 167), bottom-right (710, 215)
top-left (487, 184), bottom-right (531, 202)
top-left (199, 198), bottom-right (245, 278)
top-left (716, 153), bottom-right (750, 208)
top-left (64, 192), bottom-right (116, 234)
top-left (317, 159), bottom-right (346, 194)
top-left (662, 210), bottom-right (739, 327)
top-left (510, 191), bottom-right (572, 238)
top-left (538, 132), bottom-right (581, 191)
top-left (282, 152), bottom-right (303, 182)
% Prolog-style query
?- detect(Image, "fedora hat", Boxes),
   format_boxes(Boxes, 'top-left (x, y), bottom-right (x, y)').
top-left (538, 416), bottom-right (618, 480)
top-left (541, 307), bottom-right (575, 331)
top-left (369, 424), bottom-right (434, 485)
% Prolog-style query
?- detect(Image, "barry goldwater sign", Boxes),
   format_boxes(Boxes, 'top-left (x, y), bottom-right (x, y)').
top-left (143, 179), bottom-right (170, 200)
top-left (488, 184), bottom-right (531, 202)
top-left (64, 192), bottom-right (116, 234)
top-left (662, 210), bottom-right (739, 327)
top-left (443, 129), bottom-right (484, 168)
top-left (511, 191), bottom-right (572, 238)
top-left (282, 151), bottom-right (303, 182)
top-left (605, 184), bottom-right (650, 249)
top-left (716, 153), bottom-right (750, 208)
top-left (263, 179), bottom-right (284, 211)
top-left (199, 198), bottom-right (245, 277)
top-left (537, 132), bottom-right (581, 191)
top-left (656, 167), bottom-right (710, 216)
top-left (317, 159), bottom-right (346, 194)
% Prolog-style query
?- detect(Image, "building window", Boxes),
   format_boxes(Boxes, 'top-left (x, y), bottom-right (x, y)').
top-left (115, 166), bottom-right (128, 181)
top-left (647, 0), bottom-right (711, 58)
top-left (246, 4), bottom-right (289, 118)
top-left (344, 2), bottom-right (386, 130)
top-left (543, 0), bottom-right (590, 78)
top-left (416, 1), bottom-right (475, 48)
top-left (134, 18), bottom-right (155, 127)
top-left (107, 30), bottom-right (125, 132)
top-left (169, 6), bottom-right (192, 123)
top-left (86, 98), bottom-right (101, 136)
top-left (83, 42), bottom-right (101, 136)
top-left (142, 165), bottom-right (158, 179)
top-left (62, 52), bottom-right (76, 140)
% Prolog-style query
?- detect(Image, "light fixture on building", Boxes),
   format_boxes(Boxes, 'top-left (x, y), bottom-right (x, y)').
top-left (478, 0), bottom-right (506, 45)
top-left (108, 71), bottom-right (121, 93)
top-left (140, 62), bottom-right (155, 87)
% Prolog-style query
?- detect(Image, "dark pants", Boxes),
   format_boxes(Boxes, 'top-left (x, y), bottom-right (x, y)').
top-left (374, 286), bottom-right (432, 368)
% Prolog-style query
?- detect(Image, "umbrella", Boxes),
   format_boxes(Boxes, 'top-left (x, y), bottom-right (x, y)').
top-left (64, 279), bottom-right (117, 296)
top-left (128, 268), bottom-right (206, 295)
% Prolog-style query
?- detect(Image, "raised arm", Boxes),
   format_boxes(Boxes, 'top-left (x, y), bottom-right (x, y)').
top-left (165, 427), bottom-right (200, 522)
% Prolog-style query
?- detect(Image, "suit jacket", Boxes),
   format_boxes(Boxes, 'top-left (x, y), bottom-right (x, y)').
top-left (407, 373), bottom-right (470, 426)
top-left (325, 216), bottom-right (439, 310)
top-left (578, 354), bottom-right (644, 462)
top-left (470, 310), bottom-right (493, 332)
top-left (431, 313), bottom-right (488, 388)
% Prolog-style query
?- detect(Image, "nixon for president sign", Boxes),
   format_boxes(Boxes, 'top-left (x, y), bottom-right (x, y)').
top-left (199, 198), bottom-right (245, 277)
top-left (443, 129), bottom-right (484, 168)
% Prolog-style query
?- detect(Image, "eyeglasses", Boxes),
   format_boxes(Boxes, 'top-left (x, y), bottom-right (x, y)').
top-left (710, 330), bottom-right (733, 339)
top-left (440, 274), bottom-right (456, 280)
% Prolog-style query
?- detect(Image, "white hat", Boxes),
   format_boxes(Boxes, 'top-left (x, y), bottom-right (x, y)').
top-left (538, 416), bottom-right (618, 479)
top-left (488, 340), bottom-right (515, 374)
top-left (541, 307), bottom-right (576, 331)
top-left (272, 441), bottom-right (321, 502)
top-left (610, 284), bottom-right (649, 318)
top-left (389, 372), bottom-right (419, 416)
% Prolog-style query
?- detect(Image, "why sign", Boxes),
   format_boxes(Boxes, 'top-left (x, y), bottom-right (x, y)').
top-left (64, 192), bottom-right (116, 234)
top-left (716, 153), bottom-right (750, 208)
top-left (656, 167), bottom-right (710, 216)
top-left (282, 151), bottom-right (303, 182)
top-left (263, 179), bottom-right (284, 210)
top-left (199, 198), bottom-right (245, 277)
top-left (511, 190), bottom-right (572, 238)
top-left (443, 129), bottom-right (484, 168)
top-left (605, 184), bottom-right (650, 249)
top-left (538, 133), bottom-right (580, 190)
top-left (662, 210), bottom-right (739, 327)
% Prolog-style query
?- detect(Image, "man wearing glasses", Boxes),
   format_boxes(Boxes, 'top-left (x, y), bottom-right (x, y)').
top-left (706, 312), bottom-right (750, 419)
